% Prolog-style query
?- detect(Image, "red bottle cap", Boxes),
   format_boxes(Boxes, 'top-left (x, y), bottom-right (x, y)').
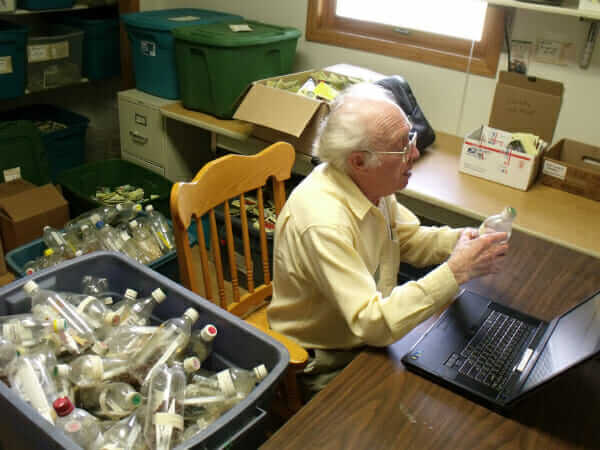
top-left (53, 397), bottom-right (74, 416)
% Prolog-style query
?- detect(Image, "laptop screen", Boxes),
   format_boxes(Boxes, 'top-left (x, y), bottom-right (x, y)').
top-left (523, 291), bottom-right (600, 392)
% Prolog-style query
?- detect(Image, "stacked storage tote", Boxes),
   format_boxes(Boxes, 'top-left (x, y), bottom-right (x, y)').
top-left (120, 9), bottom-right (244, 99)
top-left (26, 23), bottom-right (84, 92)
top-left (0, 20), bottom-right (28, 100)
top-left (0, 105), bottom-right (90, 182)
top-left (172, 21), bottom-right (301, 119)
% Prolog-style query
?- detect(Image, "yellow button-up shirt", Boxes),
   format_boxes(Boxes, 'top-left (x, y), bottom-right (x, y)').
top-left (268, 163), bottom-right (461, 349)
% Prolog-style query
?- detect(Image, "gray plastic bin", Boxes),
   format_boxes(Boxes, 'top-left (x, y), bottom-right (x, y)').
top-left (27, 24), bottom-right (84, 92)
top-left (0, 251), bottom-right (288, 450)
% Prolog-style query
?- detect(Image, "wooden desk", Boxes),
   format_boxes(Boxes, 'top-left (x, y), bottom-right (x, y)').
top-left (160, 103), bottom-right (600, 258)
top-left (262, 230), bottom-right (600, 450)
top-left (403, 132), bottom-right (600, 258)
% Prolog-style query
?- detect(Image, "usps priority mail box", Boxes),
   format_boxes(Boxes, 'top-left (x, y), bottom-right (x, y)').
top-left (459, 126), bottom-right (542, 191)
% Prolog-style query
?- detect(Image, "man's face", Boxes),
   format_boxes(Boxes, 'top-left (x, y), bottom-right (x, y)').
top-left (372, 126), bottom-right (420, 194)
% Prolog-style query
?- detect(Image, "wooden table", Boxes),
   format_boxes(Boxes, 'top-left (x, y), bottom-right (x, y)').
top-left (400, 132), bottom-right (600, 259)
top-left (262, 230), bottom-right (600, 449)
top-left (157, 100), bottom-right (600, 259)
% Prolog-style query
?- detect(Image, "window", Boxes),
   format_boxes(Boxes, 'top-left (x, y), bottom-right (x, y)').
top-left (306, 0), bottom-right (505, 77)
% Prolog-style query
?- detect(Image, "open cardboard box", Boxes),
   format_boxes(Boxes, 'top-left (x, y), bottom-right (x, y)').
top-left (459, 126), bottom-right (543, 191)
top-left (540, 138), bottom-right (600, 201)
top-left (0, 179), bottom-right (69, 251)
top-left (489, 71), bottom-right (563, 145)
top-left (233, 65), bottom-right (383, 156)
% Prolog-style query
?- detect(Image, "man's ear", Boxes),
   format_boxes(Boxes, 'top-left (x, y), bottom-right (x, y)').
top-left (347, 151), bottom-right (366, 172)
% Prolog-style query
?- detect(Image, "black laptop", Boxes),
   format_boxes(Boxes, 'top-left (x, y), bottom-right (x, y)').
top-left (402, 289), bottom-right (600, 410)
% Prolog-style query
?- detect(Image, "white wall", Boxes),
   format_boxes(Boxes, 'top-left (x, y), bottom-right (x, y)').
top-left (141, 0), bottom-right (600, 146)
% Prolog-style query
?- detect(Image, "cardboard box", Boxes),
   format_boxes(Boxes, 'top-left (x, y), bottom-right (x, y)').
top-left (489, 71), bottom-right (563, 144)
top-left (540, 139), bottom-right (600, 201)
top-left (459, 126), bottom-right (543, 191)
top-left (0, 179), bottom-right (69, 251)
top-left (233, 66), bottom-right (383, 156)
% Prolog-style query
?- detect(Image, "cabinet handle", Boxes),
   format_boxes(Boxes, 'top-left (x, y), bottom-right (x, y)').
top-left (129, 130), bottom-right (148, 144)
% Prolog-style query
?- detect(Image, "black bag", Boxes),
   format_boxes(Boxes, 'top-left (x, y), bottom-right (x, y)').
top-left (375, 75), bottom-right (436, 151)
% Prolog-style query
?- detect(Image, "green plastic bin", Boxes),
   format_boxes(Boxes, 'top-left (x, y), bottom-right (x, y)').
top-left (0, 105), bottom-right (90, 182)
top-left (173, 21), bottom-right (301, 118)
top-left (56, 159), bottom-right (173, 219)
top-left (0, 120), bottom-right (51, 185)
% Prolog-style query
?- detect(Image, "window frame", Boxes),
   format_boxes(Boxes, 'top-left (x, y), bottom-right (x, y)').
top-left (306, 0), bottom-right (505, 78)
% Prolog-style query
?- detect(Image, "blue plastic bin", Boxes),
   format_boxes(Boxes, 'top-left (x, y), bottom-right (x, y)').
top-left (0, 105), bottom-right (89, 182)
top-left (0, 21), bottom-right (28, 100)
top-left (5, 218), bottom-right (199, 282)
top-left (57, 10), bottom-right (120, 80)
top-left (0, 252), bottom-right (288, 450)
top-left (120, 8), bottom-right (243, 99)
top-left (17, 0), bottom-right (74, 9)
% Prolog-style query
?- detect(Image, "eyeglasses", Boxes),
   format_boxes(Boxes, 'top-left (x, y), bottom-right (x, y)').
top-left (374, 130), bottom-right (418, 162)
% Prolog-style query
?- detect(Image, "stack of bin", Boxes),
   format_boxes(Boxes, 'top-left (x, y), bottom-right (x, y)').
top-left (0, 20), bottom-right (28, 99)
top-left (120, 8), bottom-right (243, 99)
top-left (0, 105), bottom-right (90, 182)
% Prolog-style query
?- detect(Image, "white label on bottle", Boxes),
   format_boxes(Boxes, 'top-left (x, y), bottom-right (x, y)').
top-left (2, 323), bottom-right (15, 341)
top-left (17, 326), bottom-right (33, 343)
top-left (217, 370), bottom-right (236, 396)
top-left (0, 56), bottom-right (13, 74)
top-left (542, 160), bottom-right (567, 180)
top-left (3, 167), bottom-right (21, 182)
top-left (153, 412), bottom-right (184, 430)
top-left (168, 15), bottom-right (201, 21)
top-left (88, 355), bottom-right (104, 382)
top-left (141, 40), bottom-right (156, 57)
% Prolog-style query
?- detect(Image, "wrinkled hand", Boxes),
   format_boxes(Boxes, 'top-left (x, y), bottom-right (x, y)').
top-left (447, 228), bottom-right (509, 285)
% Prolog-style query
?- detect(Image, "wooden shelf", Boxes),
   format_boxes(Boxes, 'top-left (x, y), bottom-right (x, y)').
top-left (488, 0), bottom-right (600, 20)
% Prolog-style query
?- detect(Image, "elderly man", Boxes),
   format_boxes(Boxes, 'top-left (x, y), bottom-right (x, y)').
top-left (267, 83), bottom-right (508, 397)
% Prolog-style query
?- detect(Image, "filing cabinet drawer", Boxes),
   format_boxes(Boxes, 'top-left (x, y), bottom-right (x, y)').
top-left (118, 98), bottom-right (166, 168)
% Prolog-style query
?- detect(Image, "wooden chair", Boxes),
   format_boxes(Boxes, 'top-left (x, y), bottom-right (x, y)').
top-left (170, 141), bottom-right (308, 417)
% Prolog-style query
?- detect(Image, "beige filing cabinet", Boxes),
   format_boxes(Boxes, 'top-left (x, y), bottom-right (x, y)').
top-left (118, 89), bottom-right (212, 182)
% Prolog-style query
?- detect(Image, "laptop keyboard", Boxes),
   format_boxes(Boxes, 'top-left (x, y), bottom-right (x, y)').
top-left (445, 310), bottom-right (534, 391)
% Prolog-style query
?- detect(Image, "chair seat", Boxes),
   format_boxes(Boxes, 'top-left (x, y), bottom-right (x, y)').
top-left (245, 307), bottom-right (308, 366)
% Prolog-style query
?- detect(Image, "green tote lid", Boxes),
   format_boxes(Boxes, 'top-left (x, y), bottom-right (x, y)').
top-left (172, 21), bottom-right (301, 47)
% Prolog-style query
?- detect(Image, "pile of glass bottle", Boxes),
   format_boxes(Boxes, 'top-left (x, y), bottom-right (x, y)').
top-left (24, 201), bottom-right (177, 275)
top-left (0, 275), bottom-right (268, 450)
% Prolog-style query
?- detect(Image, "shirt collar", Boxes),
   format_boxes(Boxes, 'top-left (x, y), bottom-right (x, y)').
top-left (320, 163), bottom-right (377, 220)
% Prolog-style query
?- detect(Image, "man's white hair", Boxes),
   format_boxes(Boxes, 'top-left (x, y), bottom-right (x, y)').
top-left (312, 83), bottom-right (398, 172)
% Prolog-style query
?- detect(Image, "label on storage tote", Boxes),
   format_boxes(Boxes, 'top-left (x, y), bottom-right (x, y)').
top-left (28, 41), bottom-right (70, 63)
top-left (229, 24), bottom-right (253, 32)
top-left (542, 160), bottom-right (567, 180)
top-left (0, 56), bottom-right (13, 74)
top-left (141, 40), bottom-right (156, 57)
top-left (3, 166), bottom-right (21, 182)
top-left (168, 15), bottom-right (201, 21)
